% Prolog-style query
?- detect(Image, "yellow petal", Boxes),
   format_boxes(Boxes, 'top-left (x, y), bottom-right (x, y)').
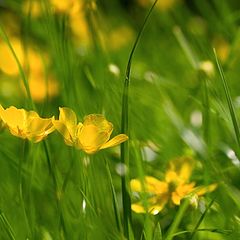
top-left (52, 120), bottom-right (75, 146)
top-left (167, 156), bottom-right (194, 183)
top-left (27, 116), bottom-right (55, 138)
top-left (131, 203), bottom-right (146, 213)
top-left (0, 105), bottom-right (27, 131)
top-left (171, 182), bottom-right (195, 205)
top-left (130, 179), bottom-right (142, 192)
top-left (59, 107), bottom-right (77, 127)
top-left (131, 201), bottom-right (167, 215)
top-left (83, 114), bottom-right (113, 134)
top-left (130, 176), bottom-right (168, 195)
top-left (145, 176), bottom-right (169, 194)
top-left (78, 115), bottom-right (113, 153)
top-left (194, 183), bottom-right (217, 196)
top-left (171, 192), bottom-right (181, 205)
top-left (100, 134), bottom-right (128, 150)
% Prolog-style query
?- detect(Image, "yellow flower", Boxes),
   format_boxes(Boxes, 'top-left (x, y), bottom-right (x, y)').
top-left (53, 107), bottom-right (128, 154)
top-left (131, 156), bottom-right (217, 215)
top-left (0, 105), bottom-right (55, 142)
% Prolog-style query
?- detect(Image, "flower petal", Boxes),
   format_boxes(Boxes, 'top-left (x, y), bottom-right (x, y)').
top-left (0, 105), bottom-right (25, 129)
top-left (52, 120), bottom-right (75, 146)
top-left (59, 107), bottom-right (77, 127)
top-left (83, 114), bottom-right (113, 133)
top-left (27, 116), bottom-right (55, 142)
top-left (194, 183), bottom-right (217, 196)
top-left (100, 134), bottom-right (128, 150)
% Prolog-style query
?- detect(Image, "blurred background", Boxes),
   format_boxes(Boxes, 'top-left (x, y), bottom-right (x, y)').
top-left (1, 0), bottom-right (240, 239)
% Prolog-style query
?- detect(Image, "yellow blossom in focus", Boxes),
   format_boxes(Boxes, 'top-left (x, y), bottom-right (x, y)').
top-left (0, 105), bottom-right (55, 142)
top-left (131, 156), bottom-right (217, 215)
top-left (53, 107), bottom-right (128, 154)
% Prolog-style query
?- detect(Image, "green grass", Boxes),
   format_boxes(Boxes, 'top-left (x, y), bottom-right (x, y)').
top-left (0, 0), bottom-right (240, 239)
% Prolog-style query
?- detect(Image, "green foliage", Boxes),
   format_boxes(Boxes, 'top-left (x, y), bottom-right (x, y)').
top-left (0, 0), bottom-right (240, 239)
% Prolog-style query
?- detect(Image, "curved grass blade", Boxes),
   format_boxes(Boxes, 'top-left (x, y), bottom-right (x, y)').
top-left (120, 1), bottom-right (158, 238)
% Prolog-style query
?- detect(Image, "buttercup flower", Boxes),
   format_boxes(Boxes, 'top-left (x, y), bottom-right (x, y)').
top-left (0, 105), bottom-right (55, 142)
top-left (53, 107), bottom-right (128, 154)
top-left (131, 156), bottom-right (217, 215)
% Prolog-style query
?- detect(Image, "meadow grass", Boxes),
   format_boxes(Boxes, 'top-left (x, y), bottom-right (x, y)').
top-left (0, 0), bottom-right (240, 239)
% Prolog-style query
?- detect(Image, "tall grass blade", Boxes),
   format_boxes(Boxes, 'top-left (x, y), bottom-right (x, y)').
top-left (153, 222), bottom-right (163, 240)
top-left (0, 210), bottom-right (16, 240)
top-left (120, 0), bottom-right (158, 238)
top-left (214, 49), bottom-right (240, 150)
top-left (105, 159), bottom-right (123, 234)
top-left (164, 197), bottom-right (190, 240)
top-left (189, 198), bottom-right (215, 239)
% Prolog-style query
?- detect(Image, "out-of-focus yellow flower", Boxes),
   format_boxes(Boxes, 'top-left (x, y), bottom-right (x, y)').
top-left (137, 0), bottom-right (179, 11)
top-left (0, 38), bottom-right (24, 76)
top-left (0, 36), bottom-right (59, 101)
top-left (198, 60), bottom-right (215, 77)
top-left (25, 49), bottom-right (59, 102)
top-left (53, 107), bottom-right (128, 154)
top-left (106, 26), bottom-right (135, 51)
top-left (131, 156), bottom-right (217, 215)
top-left (0, 105), bottom-right (55, 142)
top-left (22, 0), bottom-right (42, 17)
top-left (50, 0), bottom-right (81, 15)
top-left (213, 36), bottom-right (230, 63)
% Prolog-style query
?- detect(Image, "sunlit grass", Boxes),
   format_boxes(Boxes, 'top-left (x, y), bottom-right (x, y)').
top-left (0, 0), bottom-right (240, 239)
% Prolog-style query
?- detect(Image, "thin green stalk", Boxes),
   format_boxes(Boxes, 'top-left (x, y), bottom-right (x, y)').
top-left (43, 140), bottom-right (67, 240)
top-left (0, 25), bottom-right (35, 110)
top-left (189, 198), bottom-right (215, 239)
top-left (173, 26), bottom-right (199, 70)
top-left (0, 210), bottom-right (16, 240)
top-left (104, 159), bottom-right (123, 234)
top-left (164, 198), bottom-right (190, 240)
top-left (19, 140), bottom-right (32, 239)
top-left (120, 1), bottom-right (158, 238)
top-left (202, 77), bottom-right (211, 147)
top-left (214, 49), bottom-right (240, 150)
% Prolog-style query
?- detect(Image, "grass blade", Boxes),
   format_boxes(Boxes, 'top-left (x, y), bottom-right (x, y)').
top-left (189, 198), bottom-right (215, 239)
top-left (120, 0), bottom-right (158, 238)
top-left (214, 49), bottom-right (240, 149)
top-left (164, 197), bottom-right (190, 240)
top-left (0, 210), bottom-right (16, 240)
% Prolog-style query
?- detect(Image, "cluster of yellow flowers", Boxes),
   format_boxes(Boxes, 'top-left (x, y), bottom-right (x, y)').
top-left (0, 105), bottom-right (128, 154)
top-left (131, 156), bottom-right (217, 214)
